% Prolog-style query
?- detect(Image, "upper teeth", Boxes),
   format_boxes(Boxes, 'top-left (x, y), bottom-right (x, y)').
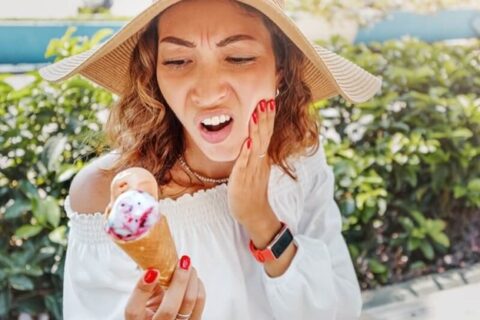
top-left (201, 115), bottom-right (231, 126)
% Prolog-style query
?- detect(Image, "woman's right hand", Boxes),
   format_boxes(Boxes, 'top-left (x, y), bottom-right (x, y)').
top-left (125, 255), bottom-right (206, 320)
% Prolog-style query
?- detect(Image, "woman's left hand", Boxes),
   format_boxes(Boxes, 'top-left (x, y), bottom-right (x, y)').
top-left (227, 98), bottom-right (276, 227)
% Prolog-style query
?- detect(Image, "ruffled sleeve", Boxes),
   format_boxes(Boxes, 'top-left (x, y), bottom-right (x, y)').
top-left (62, 196), bottom-right (141, 320)
top-left (262, 142), bottom-right (362, 320)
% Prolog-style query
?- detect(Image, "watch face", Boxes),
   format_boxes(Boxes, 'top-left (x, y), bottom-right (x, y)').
top-left (272, 228), bottom-right (293, 258)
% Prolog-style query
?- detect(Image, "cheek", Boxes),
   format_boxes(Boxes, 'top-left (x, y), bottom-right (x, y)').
top-left (240, 65), bottom-right (277, 101)
top-left (237, 84), bottom-right (274, 126)
top-left (157, 82), bottom-right (189, 123)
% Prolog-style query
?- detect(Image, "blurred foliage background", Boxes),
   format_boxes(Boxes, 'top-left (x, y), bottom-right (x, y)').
top-left (0, 24), bottom-right (479, 320)
top-left (317, 36), bottom-right (480, 288)
top-left (287, 0), bottom-right (480, 25)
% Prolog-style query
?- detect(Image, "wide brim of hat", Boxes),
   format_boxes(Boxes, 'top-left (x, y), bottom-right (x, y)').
top-left (39, 0), bottom-right (382, 104)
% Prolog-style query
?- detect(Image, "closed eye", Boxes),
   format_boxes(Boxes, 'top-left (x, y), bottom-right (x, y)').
top-left (227, 57), bottom-right (256, 64)
top-left (162, 57), bottom-right (256, 69)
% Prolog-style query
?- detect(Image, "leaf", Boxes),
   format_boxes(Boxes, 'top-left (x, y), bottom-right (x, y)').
top-left (430, 233), bottom-right (450, 247)
top-left (60, 27), bottom-right (77, 42)
top-left (404, 167), bottom-right (418, 187)
top-left (24, 265), bottom-right (43, 277)
top-left (467, 179), bottom-right (480, 193)
top-left (15, 225), bottom-right (43, 239)
top-left (420, 242), bottom-right (434, 260)
top-left (340, 198), bottom-right (356, 215)
top-left (348, 244), bottom-right (359, 259)
top-left (56, 166), bottom-right (77, 183)
top-left (31, 195), bottom-right (61, 228)
top-left (368, 259), bottom-right (387, 274)
top-left (361, 207), bottom-right (377, 224)
top-left (19, 180), bottom-right (38, 199)
top-left (450, 128), bottom-right (473, 139)
top-left (40, 135), bottom-right (67, 173)
top-left (399, 217), bottom-right (414, 232)
top-left (409, 210), bottom-right (427, 226)
top-left (8, 275), bottom-right (34, 291)
top-left (10, 241), bottom-right (37, 266)
top-left (453, 185), bottom-right (467, 198)
top-left (411, 228), bottom-right (426, 239)
top-left (409, 261), bottom-right (426, 271)
top-left (427, 219), bottom-right (446, 233)
top-left (0, 290), bottom-right (10, 316)
top-left (44, 196), bottom-right (61, 228)
top-left (45, 294), bottom-right (62, 320)
top-left (88, 28), bottom-right (114, 47)
top-left (4, 199), bottom-right (31, 220)
top-left (48, 226), bottom-right (67, 246)
top-left (407, 238), bottom-right (421, 251)
top-left (0, 255), bottom-right (14, 268)
top-left (31, 197), bottom-right (46, 226)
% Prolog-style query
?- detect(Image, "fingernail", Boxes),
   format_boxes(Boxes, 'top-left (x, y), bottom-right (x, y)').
top-left (260, 100), bottom-right (266, 112)
top-left (247, 138), bottom-right (252, 149)
top-left (180, 255), bottom-right (191, 270)
top-left (144, 268), bottom-right (159, 284)
top-left (252, 111), bottom-right (258, 124)
top-left (270, 100), bottom-right (275, 111)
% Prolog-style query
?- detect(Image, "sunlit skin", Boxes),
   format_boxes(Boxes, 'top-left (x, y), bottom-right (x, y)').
top-left (156, 0), bottom-right (296, 277)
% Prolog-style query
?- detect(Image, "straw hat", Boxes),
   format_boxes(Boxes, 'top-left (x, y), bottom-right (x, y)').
top-left (39, 0), bottom-right (382, 104)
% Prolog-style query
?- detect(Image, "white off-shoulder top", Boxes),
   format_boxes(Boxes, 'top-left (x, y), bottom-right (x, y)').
top-left (62, 142), bottom-right (362, 320)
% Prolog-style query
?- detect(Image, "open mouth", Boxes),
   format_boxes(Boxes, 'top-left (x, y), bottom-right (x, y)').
top-left (198, 117), bottom-right (234, 144)
top-left (201, 118), bottom-right (233, 132)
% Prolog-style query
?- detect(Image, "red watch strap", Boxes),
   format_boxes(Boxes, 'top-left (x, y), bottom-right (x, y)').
top-left (249, 239), bottom-right (276, 263)
top-left (249, 221), bottom-right (291, 263)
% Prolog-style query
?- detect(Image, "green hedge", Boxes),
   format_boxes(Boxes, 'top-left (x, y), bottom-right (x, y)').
top-left (316, 36), bottom-right (480, 288)
top-left (0, 29), bottom-right (479, 318)
top-left (0, 28), bottom-right (113, 318)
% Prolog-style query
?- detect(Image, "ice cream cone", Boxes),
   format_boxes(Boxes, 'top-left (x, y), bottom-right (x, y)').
top-left (104, 167), bottom-right (178, 288)
top-left (112, 212), bottom-right (178, 288)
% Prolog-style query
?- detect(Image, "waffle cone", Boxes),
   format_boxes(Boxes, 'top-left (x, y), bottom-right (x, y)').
top-left (112, 215), bottom-right (178, 288)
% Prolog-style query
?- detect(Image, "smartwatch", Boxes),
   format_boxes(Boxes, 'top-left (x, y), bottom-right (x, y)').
top-left (248, 221), bottom-right (294, 263)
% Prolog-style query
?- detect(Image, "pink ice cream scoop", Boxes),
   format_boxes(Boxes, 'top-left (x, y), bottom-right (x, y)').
top-left (104, 189), bottom-right (160, 241)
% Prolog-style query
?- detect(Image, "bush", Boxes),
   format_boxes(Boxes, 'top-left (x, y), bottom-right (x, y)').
top-left (315, 36), bottom-right (480, 288)
top-left (0, 28), bottom-right (113, 319)
top-left (0, 29), bottom-right (479, 317)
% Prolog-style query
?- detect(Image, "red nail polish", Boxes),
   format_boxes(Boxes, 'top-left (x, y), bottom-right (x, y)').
top-left (180, 255), bottom-right (191, 270)
top-left (260, 100), bottom-right (266, 112)
top-left (252, 111), bottom-right (258, 124)
top-left (144, 268), bottom-right (159, 284)
top-left (247, 138), bottom-right (252, 149)
top-left (270, 100), bottom-right (275, 111)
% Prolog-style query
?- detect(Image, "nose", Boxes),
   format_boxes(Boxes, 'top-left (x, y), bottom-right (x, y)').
top-left (191, 64), bottom-right (229, 107)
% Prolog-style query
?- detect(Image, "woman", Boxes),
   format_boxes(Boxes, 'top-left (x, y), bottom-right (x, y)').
top-left (40, 0), bottom-right (381, 319)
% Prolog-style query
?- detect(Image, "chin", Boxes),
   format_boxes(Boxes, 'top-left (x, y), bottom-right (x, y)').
top-left (201, 142), bottom-right (242, 163)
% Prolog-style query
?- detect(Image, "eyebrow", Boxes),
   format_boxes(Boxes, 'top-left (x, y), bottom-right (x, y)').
top-left (159, 34), bottom-right (257, 48)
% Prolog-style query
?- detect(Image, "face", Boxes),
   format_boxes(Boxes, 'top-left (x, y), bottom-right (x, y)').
top-left (156, 0), bottom-right (280, 162)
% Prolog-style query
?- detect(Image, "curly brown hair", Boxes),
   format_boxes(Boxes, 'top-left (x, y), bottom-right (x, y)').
top-left (99, 0), bottom-right (320, 186)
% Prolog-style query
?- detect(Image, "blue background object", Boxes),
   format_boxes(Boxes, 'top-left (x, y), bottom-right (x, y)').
top-left (0, 21), bottom-right (122, 64)
top-left (355, 10), bottom-right (480, 43)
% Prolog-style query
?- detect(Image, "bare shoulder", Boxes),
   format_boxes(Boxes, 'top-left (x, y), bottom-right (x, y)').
top-left (68, 151), bottom-right (121, 214)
